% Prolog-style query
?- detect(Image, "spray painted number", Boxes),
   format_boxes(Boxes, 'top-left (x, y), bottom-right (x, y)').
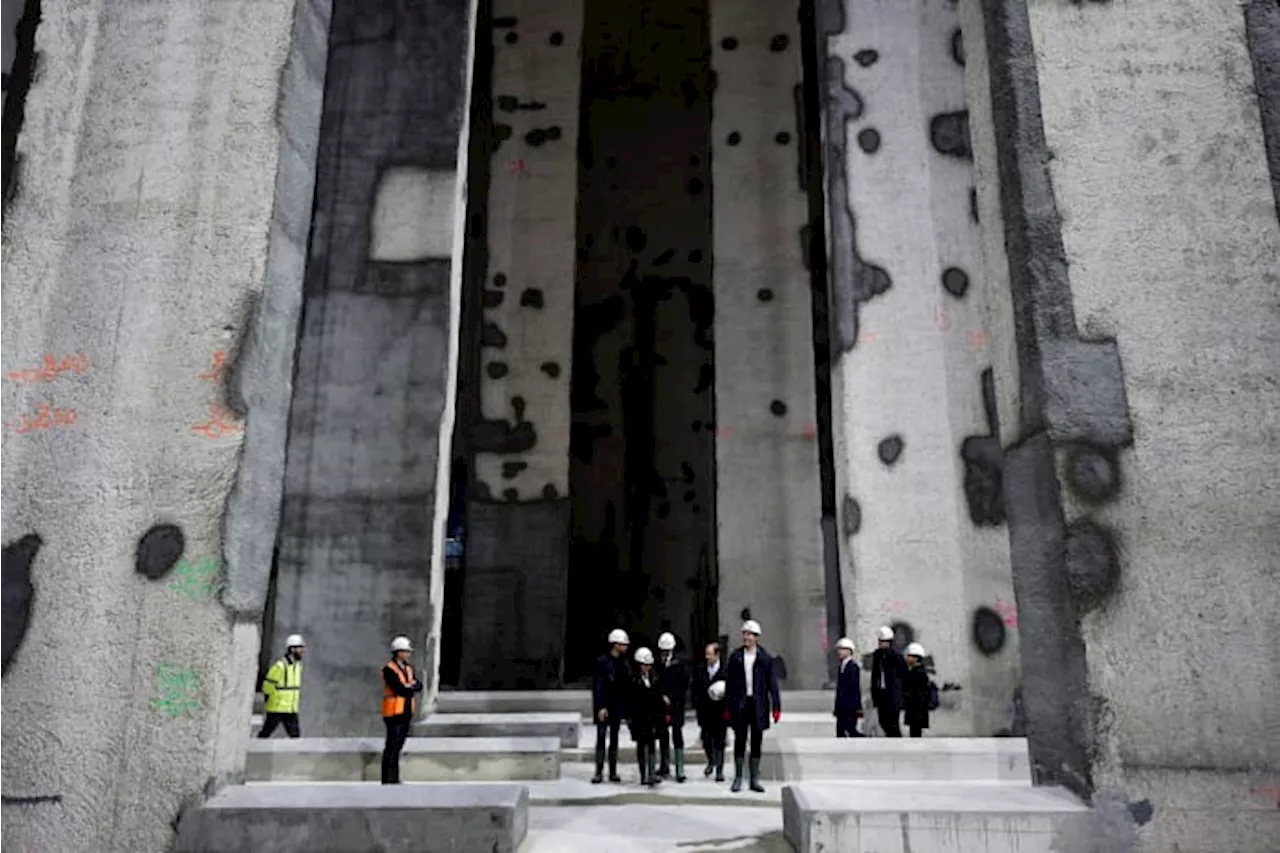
top-left (168, 557), bottom-right (221, 601)
top-left (153, 664), bottom-right (202, 719)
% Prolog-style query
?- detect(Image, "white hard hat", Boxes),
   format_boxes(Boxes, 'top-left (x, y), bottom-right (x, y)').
top-left (285, 634), bottom-right (305, 648)
top-left (835, 637), bottom-right (855, 652)
top-left (877, 626), bottom-right (895, 641)
top-left (741, 620), bottom-right (762, 635)
top-left (608, 629), bottom-right (630, 645)
top-left (634, 647), bottom-right (654, 665)
top-left (657, 632), bottom-right (676, 651)
top-left (708, 681), bottom-right (726, 701)
top-left (906, 642), bottom-right (926, 658)
top-left (390, 636), bottom-right (413, 652)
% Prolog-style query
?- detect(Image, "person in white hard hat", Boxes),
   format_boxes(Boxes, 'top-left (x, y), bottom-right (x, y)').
top-left (259, 633), bottom-right (306, 738)
top-left (591, 628), bottom-right (631, 784)
top-left (380, 635), bottom-right (423, 784)
top-left (870, 626), bottom-right (907, 737)
top-left (628, 647), bottom-right (666, 786)
top-left (692, 640), bottom-right (728, 780)
top-left (833, 637), bottom-right (863, 738)
top-left (725, 617), bottom-right (781, 793)
top-left (903, 642), bottom-right (933, 738)
top-left (655, 631), bottom-right (690, 782)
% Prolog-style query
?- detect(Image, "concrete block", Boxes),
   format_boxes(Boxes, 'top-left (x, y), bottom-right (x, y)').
top-left (758, 737), bottom-right (1030, 782)
top-left (174, 783), bottom-right (529, 853)
top-left (782, 781), bottom-right (1090, 853)
top-left (417, 712), bottom-right (581, 747)
top-left (246, 737), bottom-right (561, 782)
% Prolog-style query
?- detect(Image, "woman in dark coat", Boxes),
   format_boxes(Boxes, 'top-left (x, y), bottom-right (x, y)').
top-left (628, 647), bottom-right (667, 786)
top-left (656, 632), bottom-right (691, 781)
top-left (903, 642), bottom-right (931, 738)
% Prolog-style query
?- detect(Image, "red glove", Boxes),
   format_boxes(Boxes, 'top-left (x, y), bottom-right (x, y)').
top-left (856, 711), bottom-right (864, 719)
top-left (772, 709), bottom-right (781, 724)
top-left (665, 714), bottom-right (671, 724)
top-left (723, 709), bottom-right (730, 721)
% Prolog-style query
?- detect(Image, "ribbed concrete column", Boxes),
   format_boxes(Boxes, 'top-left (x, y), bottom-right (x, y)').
top-left (711, 0), bottom-right (828, 687)
top-left (819, 0), bottom-right (1018, 734)
top-left (458, 0), bottom-right (583, 687)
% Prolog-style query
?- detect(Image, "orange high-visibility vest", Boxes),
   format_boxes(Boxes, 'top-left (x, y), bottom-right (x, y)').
top-left (382, 660), bottom-right (418, 718)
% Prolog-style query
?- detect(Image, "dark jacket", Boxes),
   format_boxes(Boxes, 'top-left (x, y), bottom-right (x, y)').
top-left (870, 647), bottom-right (906, 711)
top-left (628, 670), bottom-right (667, 742)
top-left (657, 651), bottom-right (690, 719)
top-left (903, 664), bottom-right (931, 729)
top-left (692, 658), bottom-right (728, 729)
top-left (725, 645), bottom-right (781, 730)
top-left (592, 652), bottom-right (630, 716)
top-left (834, 657), bottom-right (862, 715)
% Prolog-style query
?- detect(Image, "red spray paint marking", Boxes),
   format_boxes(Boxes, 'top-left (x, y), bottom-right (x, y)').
top-left (12, 403), bottom-right (77, 433)
top-left (198, 350), bottom-right (229, 384)
top-left (995, 598), bottom-right (1018, 628)
top-left (190, 404), bottom-right (243, 440)
top-left (6, 353), bottom-right (90, 385)
top-left (509, 159), bottom-right (528, 175)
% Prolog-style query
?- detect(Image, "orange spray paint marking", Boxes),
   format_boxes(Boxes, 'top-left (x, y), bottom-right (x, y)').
top-left (7, 353), bottom-right (91, 384)
top-left (190, 404), bottom-right (244, 439)
top-left (509, 159), bottom-right (528, 175)
top-left (856, 330), bottom-right (879, 346)
top-left (13, 403), bottom-right (78, 434)
top-left (198, 351), bottom-right (230, 384)
top-left (994, 598), bottom-right (1018, 628)
top-left (933, 305), bottom-right (951, 331)
top-left (800, 422), bottom-right (817, 439)
top-left (969, 330), bottom-right (988, 350)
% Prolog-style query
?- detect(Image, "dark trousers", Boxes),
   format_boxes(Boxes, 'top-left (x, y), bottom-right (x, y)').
top-left (909, 725), bottom-right (923, 738)
top-left (258, 712), bottom-right (300, 738)
top-left (732, 717), bottom-right (764, 760)
top-left (658, 713), bottom-right (683, 770)
top-left (835, 711), bottom-right (861, 738)
top-left (382, 715), bottom-right (412, 784)
top-left (594, 718), bottom-right (621, 778)
top-left (877, 706), bottom-right (902, 738)
top-left (701, 721), bottom-right (727, 763)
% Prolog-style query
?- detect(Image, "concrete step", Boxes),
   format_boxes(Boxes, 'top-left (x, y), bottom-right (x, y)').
top-left (437, 689), bottom-right (840, 715)
top-left (527, 760), bottom-right (781, 806)
top-left (782, 781), bottom-right (1091, 853)
top-left (176, 782), bottom-right (529, 853)
top-left (246, 737), bottom-right (561, 782)
top-left (524, 804), bottom-right (789, 853)
top-left (415, 711), bottom-right (581, 748)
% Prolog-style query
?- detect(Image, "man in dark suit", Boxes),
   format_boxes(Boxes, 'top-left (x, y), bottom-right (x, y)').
top-left (656, 632), bottom-right (690, 781)
top-left (833, 636), bottom-right (862, 737)
top-left (870, 625), bottom-right (906, 737)
top-left (692, 640), bottom-right (728, 780)
top-left (591, 628), bottom-right (631, 783)
top-left (724, 619), bottom-right (781, 793)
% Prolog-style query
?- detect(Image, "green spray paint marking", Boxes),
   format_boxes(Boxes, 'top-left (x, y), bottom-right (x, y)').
top-left (153, 664), bottom-right (202, 718)
top-left (167, 556), bottom-right (222, 601)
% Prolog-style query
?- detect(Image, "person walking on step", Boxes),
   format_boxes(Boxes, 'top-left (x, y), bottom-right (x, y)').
top-left (259, 634), bottom-right (305, 738)
top-left (903, 642), bottom-right (935, 738)
top-left (693, 640), bottom-right (728, 780)
top-left (591, 628), bottom-right (631, 784)
top-left (870, 626), bottom-right (906, 738)
top-left (380, 635), bottom-right (423, 784)
top-left (833, 636), bottom-right (863, 738)
top-left (629, 646), bottom-right (667, 787)
top-left (725, 619), bottom-right (781, 793)
top-left (656, 631), bottom-right (690, 782)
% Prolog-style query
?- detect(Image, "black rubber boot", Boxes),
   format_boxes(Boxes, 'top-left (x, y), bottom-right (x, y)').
top-left (749, 756), bottom-right (765, 793)
top-left (675, 748), bottom-right (686, 783)
top-left (658, 737), bottom-right (671, 778)
top-left (703, 745), bottom-right (715, 777)
top-left (592, 744), bottom-right (605, 783)
top-left (714, 747), bottom-right (725, 782)
top-left (608, 746), bottom-right (621, 783)
top-left (636, 744), bottom-right (649, 785)
top-left (730, 755), bottom-right (744, 792)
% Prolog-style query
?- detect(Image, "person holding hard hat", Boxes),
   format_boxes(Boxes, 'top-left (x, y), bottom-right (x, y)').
top-left (259, 633), bottom-right (305, 738)
top-left (724, 618), bottom-right (781, 793)
top-left (655, 631), bottom-right (690, 781)
top-left (629, 647), bottom-right (667, 786)
top-left (833, 637), bottom-right (863, 738)
top-left (591, 628), bottom-right (631, 784)
top-left (692, 640), bottom-right (728, 780)
top-left (870, 625), bottom-right (907, 737)
top-left (380, 635), bottom-right (423, 784)
top-left (903, 642), bottom-right (934, 738)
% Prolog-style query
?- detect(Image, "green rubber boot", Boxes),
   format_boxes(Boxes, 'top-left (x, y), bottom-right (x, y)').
top-left (674, 748), bottom-right (686, 783)
top-left (730, 755), bottom-right (744, 792)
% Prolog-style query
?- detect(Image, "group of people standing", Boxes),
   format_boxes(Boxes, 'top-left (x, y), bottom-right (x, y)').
top-left (592, 619), bottom-right (782, 793)
top-left (836, 626), bottom-right (938, 738)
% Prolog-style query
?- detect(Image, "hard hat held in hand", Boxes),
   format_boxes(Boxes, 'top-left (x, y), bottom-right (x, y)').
top-left (741, 619), bottom-right (762, 635)
top-left (608, 628), bottom-right (630, 645)
top-left (634, 647), bottom-right (654, 665)
top-left (390, 636), bottom-right (413, 652)
top-left (657, 632), bottom-right (676, 651)
top-left (285, 634), bottom-right (305, 648)
top-left (906, 642), bottom-right (926, 658)
top-left (708, 681), bottom-right (726, 701)
top-left (878, 625), bottom-right (895, 641)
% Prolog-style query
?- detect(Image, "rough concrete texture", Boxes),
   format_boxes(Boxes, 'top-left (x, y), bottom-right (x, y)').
top-left (524, 804), bottom-right (789, 853)
top-left (245, 736), bottom-right (561, 782)
top-left (174, 783), bottom-right (529, 853)
top-left (0, 2), bottom-right (329, 852)
top-left (758, 736), bottom-right (1030, 783)
top-left (415, 711), bottom-right (581, 747)
top-left (711, 0), bottom-right (828, 688)
top-left (820, 0), bottom-right (1020, 732)
top-left (966, 0), bottom-right (1280, 849)
top-left (1245, 0), bottom-right (1280, 222)
top-left (269, 0), bottom-right (473, 734)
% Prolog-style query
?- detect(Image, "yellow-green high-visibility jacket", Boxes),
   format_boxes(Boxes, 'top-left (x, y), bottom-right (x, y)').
top-left (262, 656), bottom-right (303, 714)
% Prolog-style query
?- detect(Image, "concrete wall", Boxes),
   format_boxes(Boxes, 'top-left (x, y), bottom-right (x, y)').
top-left (964, 0), bottom-right (1279, 849)
top-left (816, 0), bottom-right (1019, 728)
top-left (269, 0), bottom-right (473, 734)
top-left (1, 0), bottom-right (330, 849)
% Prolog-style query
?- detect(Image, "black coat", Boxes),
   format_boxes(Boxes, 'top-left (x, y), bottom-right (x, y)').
top-left (834, 658), bottom-right (862, 714)
top-left (692, 659), bottom-right (728, 729)
top-left (592, 652), bottom-right (631, 716)
top-left (870, 647), bottom-right (906, 711)
top-left (903, 664), bottom-right (931, 729)
top-left (657, 651), bottom-right (690, 718)
top-left (725, 646), bottom-right (781, 730)
top-left (628, 670), bottom-right (667, 742)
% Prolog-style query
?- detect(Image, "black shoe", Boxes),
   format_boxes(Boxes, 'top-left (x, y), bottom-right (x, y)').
top-left (748, 757), bottom-right (765, 793)
top-left (591, 770), bottom-right (604, 784)
top-left (704, 762), bottom-right (714, 777)
top-left (609, 773), bottom-right (622, 783)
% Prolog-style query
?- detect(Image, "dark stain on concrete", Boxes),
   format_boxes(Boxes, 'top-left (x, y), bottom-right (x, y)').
top-left (473, 396), bottom-right (538, 454)
top-left (525, 126), bottom-right (562, 147)
top-left (1065, 520), bottom-right (1119, 611)
top-left (1065, 444), bottom-right (1120, 503)
top-left (930, 111), bottom-right (972, 159)
top-left (520, 288), bottom-right (544, 309)
top-left (960, 368), bottom-right (1005, 527)
top-left (1245, 0), bottom-right (1280, 224)
top-left (877, 434), bottom-right (904, 466)
top-left (2, 533), bottom-right (41, 673)
top-left (854, 49), bottom-right (879, 68)
top-left (136, 524), bottom-right (186, 580)
top-left (942, 267), bottom-right (970, 298)
top-left (972, 606), bottom-right (1007, 655)
top-left (842, 494), bottom-right (861, 536)
top-left (857, 128), bottom-right (881, 153)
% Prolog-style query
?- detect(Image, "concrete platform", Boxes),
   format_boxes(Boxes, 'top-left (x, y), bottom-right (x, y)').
top-left (246, 737), bottom-right (561, 782)
top-left (174, 782), bottom-right (529, 853)
top-left (759, 737), bottom-right (1030, 782)
top-left (417, 712), bottom-right (581, 748)
top-left (781, 781), bottom-right (1091, 853)
top-left (524, 804), bottom-right (789, 852)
